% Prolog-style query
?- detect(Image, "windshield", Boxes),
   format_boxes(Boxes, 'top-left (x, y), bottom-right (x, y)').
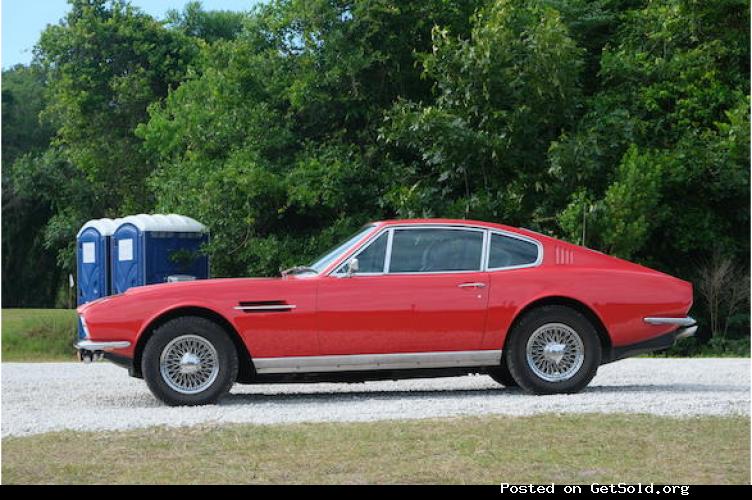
top-left (308, 225), bottom-right (375, 273)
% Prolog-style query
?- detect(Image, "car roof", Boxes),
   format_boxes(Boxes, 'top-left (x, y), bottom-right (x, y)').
top-left (373, 218), bottom-right (541, 239)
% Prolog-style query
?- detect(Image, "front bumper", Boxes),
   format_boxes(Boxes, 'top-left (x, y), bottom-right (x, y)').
top-left (609, 316), bottom-right (697, 362)
top-left (75, 340), bottom-right (131, 363)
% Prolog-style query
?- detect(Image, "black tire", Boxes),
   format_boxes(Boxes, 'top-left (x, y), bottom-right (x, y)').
top-left (506, 305), bottom-right (601, 395)
top-left (487, 360), bottom-right (518, 387)
top-left (142, 316), bottom-right (238, 406)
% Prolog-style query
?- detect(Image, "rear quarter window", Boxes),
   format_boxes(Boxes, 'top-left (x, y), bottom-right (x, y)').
top-left (488, 233), bottom-right (539, 269)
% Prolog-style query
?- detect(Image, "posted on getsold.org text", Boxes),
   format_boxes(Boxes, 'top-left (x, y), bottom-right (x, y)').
top-left (500, 483), bottom-right (691, 496)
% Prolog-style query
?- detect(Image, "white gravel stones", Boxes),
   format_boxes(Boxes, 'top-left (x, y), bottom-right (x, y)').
top-left (2, 358), bottom-right (749, 437)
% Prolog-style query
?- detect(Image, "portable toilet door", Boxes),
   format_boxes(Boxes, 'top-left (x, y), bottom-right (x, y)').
top-left (76, 218), bottom-right (117, 304)
top-left (76, 218), bottom-right (117, 340)
top-left (111, 221), bottom-right (144, 295)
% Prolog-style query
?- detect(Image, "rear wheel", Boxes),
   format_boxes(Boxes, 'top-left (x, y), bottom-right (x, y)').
top-left (142, 316), bottom-right (238, 406)
top-left (506, 305), bottom-right (601, 395)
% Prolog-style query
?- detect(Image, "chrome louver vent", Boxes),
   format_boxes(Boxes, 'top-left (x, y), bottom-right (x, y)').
top-left (234, 300), bottom-right (296, 312)
top-left (555, 246), bottom-right (574, 265)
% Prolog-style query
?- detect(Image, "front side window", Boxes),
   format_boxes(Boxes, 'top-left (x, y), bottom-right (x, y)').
top-left (488, 233), bottom-right (539, 268)
top-left (309, 225), bottom-right (375, 273)
top-left (388, 228), bottom-right (483, 273)
top-left (338, 231), bottom-right (388, 274)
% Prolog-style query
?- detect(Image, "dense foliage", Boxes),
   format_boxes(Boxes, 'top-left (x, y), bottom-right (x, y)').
top-left (2, 0), bottom-right (749, 347)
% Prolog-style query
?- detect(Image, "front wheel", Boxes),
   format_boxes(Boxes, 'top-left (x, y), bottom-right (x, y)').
top-left (505, 305), bottom-right (601, 395)
top-left (142, 316), bottom-right (238, 406)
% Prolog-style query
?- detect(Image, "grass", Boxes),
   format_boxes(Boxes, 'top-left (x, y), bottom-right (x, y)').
top-left (2, 414), bottom-right (749, 484)
top-left (656, 336), bottom-right (751, 358)
top-left (1, 309), bottom-right (78, 362)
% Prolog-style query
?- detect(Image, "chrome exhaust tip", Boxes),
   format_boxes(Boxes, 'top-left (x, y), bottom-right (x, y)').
top-left (675, 325), bottom-right (698, 340)
top-left (77, 349), bottom-right (104, 363)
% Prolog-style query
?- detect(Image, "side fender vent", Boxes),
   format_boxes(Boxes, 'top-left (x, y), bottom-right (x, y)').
top-left (234, 300), bottom-right (296, 313)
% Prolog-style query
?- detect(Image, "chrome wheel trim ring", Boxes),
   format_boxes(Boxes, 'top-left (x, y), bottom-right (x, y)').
top-left (526, 322), bottom-right (585, 383)
top-left (159, 334), bottom-right (220, 395)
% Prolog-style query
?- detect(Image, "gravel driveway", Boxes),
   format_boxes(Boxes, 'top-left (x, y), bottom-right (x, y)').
top-left (2, 358), bottom-right (749, 437)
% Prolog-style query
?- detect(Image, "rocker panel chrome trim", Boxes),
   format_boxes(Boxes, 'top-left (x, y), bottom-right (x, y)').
top-left (253, 349), bottom-right (502, 374)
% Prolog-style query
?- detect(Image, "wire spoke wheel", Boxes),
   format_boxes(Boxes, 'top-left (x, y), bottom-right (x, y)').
top-left (526, 322), bottom-right (584, 382)
top-left (159, 334), bottom-right (219, 394)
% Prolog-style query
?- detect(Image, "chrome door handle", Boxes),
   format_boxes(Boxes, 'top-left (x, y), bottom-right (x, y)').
top-left (458, 282), bottom-right (486, 289)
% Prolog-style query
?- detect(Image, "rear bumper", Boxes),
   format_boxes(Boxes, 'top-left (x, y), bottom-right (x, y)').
top-left (609, 316), bottom-right (697, 362)
top-left (644, 316), bottom-right (697, 340)
top-left (643, 316), bottom-right (696, 327)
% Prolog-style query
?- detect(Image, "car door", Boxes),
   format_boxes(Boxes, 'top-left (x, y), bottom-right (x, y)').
top-left (316, 226), bottom-right (490, 356)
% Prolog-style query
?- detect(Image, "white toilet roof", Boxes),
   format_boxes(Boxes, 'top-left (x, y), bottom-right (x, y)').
top-left (76, 218), bottom-right (119, 237)
top-left (78, 214), bottom-right (207, 237)
top-left (116, 214), bottom-right (207, 233)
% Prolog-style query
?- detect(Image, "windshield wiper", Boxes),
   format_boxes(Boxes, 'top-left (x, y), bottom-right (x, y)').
top-left (280, 266), bottom-right (319, 277)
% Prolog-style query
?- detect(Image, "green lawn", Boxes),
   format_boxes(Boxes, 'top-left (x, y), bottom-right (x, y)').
top-left (1, 309), bottom-right (78, 361)
top-left (2, 414), bottom-right (749, 484)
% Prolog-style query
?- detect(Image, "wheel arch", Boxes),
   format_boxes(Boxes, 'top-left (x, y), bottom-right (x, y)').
top-left (505, 296), bottom-right (613, 361)
top-left (132, 306), bottom-right (255, 382)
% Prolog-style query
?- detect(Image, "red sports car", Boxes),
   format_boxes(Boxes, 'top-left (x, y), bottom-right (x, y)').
top-left (76, 219), bottom-right (696, 405)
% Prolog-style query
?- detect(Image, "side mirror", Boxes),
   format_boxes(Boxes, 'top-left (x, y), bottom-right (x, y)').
top-left (346, 258), bottom-right (359, 277)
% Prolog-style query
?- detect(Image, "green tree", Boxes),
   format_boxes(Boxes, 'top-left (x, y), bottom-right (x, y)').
top-left (16, 0), bottom-right (201, 295)
top-left (1, 65), bottom-right (60, 307)
top-left (165, 1), bottom-right (246, 43)
top-left (381, 0), bottom-right (584, 223)
top-left (35, 0), bottom-right (198, 212)
top-left (139, 0), bottom-right (481, 277)
top-left (2, 65), bottom-right (53, 164)
top-left (552, 1), bottom-right (749, 266)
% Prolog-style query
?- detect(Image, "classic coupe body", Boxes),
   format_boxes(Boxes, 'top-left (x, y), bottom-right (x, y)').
top-left (76, 219), bottom-right (696, 405)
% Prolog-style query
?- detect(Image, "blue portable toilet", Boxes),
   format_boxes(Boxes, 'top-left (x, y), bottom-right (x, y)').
top-left (110, 214), bottom-right (209, 294)
top-left (77, 218), bottom-right (119, 305)
top-left (76, 218), bottom-right (119, 339)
